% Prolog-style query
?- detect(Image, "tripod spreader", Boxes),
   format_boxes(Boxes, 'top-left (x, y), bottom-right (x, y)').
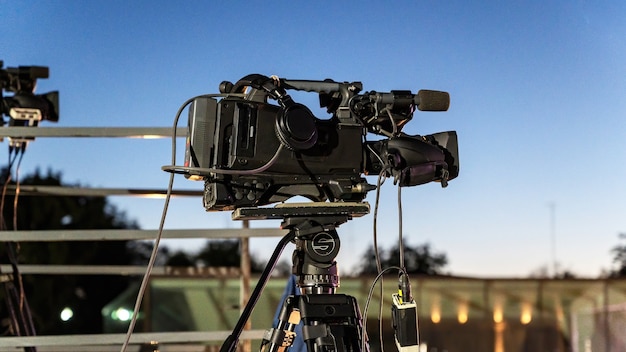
top-left (263, 294), bottom-right (364, 352)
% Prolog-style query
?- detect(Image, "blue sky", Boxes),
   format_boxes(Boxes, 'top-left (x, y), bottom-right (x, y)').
top-left (2, 1), bottom-right (625, 277)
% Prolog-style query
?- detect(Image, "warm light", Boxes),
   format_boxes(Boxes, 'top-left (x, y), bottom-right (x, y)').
top-left (520, 303), bottom-right (532, 325)
top-left (458, 312), bottom-right (468, 324)
top-left (457, 303), bottom-right (468, 324)
top-left (494, 323), bottom-right (505, 352)
top-left (431, 310), bottom-right (441, 324)
top-left (136, 194), bottom-right (167, 199)
top-left (430, 296), bottom-right (441, 324)
top-left (60, 307), bottom-right (73, 321)
top-left (493, 296), bottom-right (505, 324)
top-left (493, 306), bottom-right (503, 323)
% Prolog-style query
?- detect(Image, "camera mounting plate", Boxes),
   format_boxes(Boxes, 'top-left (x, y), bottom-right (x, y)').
top-left (231, 202), bottom-right (370, 221)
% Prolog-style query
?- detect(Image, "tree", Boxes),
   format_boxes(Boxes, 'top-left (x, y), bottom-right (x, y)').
top-left (528, 264), bottom-right (577, 279)
top-left (164, 249), bottom-right (195, 267)
top-left (355, 239), bottom-right (448, 275)
top-left (610, 233), bottom-right (626, 277)
top-left (0, 168), bottom-right (141, 335)
top-left (195, 239), bottom-right (266, 273)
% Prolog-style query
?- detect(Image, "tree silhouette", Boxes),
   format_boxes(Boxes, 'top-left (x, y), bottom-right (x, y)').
top-left (355, 239), bottom-right (448, 275)
top-left (164, 249), bottom-right (195, 267)
top-left (195, 239), bottom-right (266, 273)
top-left (611, 233), bottom-right (626, 277)
top-left (0, 168), bottom-right (290, 337)
top-left (0, 168), bottom-right (140, 335)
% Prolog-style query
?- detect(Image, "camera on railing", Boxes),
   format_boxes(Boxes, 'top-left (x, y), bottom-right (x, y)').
top-left (181, 74), bottom-right (459, 211)
top-left (0, 61), bottom-right (59, 144)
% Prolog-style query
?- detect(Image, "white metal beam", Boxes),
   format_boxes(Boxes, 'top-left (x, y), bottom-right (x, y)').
top-left (5, 185), bottom-right (202, 197)
top-left (0, 264), bottom-right (241, 277)
top-left (0, 228), bottom-right (287, 242)
top-left (0, 127), bottom-right (186, 138)
top-left (0, 330), bottom-right (265, 348)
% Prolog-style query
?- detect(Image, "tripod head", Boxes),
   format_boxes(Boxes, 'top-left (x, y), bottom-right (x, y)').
top-left (228, 202), bottom-right (370, 352)
top-left (233, 202), bottom-right (370, 294)
top-left (222, 202), bottom-right (369, 352)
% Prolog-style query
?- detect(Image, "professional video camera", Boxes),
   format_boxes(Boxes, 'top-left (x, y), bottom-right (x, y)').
top-left (0, 61), bottom-right (59, 141)
top-left (182, 74), bottom-right (458, 211)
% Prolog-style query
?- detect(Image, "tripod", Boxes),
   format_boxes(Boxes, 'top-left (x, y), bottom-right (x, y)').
top-left (219, 202), bottom-right (370, 352)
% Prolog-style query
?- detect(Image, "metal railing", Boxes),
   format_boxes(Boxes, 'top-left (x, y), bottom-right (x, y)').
top-left (0, 126), bottom-right (280, 351)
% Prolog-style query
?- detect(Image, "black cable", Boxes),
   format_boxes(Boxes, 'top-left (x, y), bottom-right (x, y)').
top-left (371, 166), bottom-right (390, 352)
top-left (372, 167), bottom-right (389, 275)
top-left (369, 167), bottom-right (408, 352)
top-left (2, 282), bottom-right (20, 336)
top-left (13, 143), bottom-right (26, 231)
top-left (11, 144), bottom-right (36, 334)
top-left (160, 93), bottom-right (288, 177)
top-left (398, 183), bottom-right (404, 271)
top-left (0, 143), bottom-right (37, 352)
top-left (0, 145), bottom-right (19, 231)
top-left (294, 151), bottom-right (332, 201)
top-left (0, 145), bottom-right (17, 337)
top-left (6, 241), bottom-right (37, 341)
top-left (120, 92), bottom-right (245, 352)
top-left (361, 266), bottom-right (406, 352)
top-left (4, 281), bottom-right (23, 336)
top-left (162, 145), bottom-right (284, 176)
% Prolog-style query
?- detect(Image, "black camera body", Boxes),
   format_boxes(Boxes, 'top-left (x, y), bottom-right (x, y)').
top-left (0, 62), bottom-right (59, 123)
top-left (183, 74), bottom-right (458, 211)
top-left (0, 61), bottom-right (59, 144)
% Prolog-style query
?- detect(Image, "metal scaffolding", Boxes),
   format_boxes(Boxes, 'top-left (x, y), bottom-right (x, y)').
top-left (0, 126), bottom-right (280, 351)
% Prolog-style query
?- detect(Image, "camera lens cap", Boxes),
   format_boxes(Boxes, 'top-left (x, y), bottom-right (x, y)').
top-left (275, 104), bottom-right (318, 150)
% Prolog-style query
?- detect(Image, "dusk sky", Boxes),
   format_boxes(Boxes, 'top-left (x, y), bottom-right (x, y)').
top-left (2, 1), bottom-right (625, 277)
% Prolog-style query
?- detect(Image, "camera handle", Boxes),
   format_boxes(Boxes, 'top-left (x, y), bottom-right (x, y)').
top-left (220, 203), bottom-right (369, 352)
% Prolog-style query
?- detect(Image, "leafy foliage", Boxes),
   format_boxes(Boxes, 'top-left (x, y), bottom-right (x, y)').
top-left (194, 239), bottom-right (266, 273)
top-left (355, 239), bottom-right (448, 275)
top-left (611, 233), bottom-right (626, 277)
top-left (0, 168), bottom-right (140, 335)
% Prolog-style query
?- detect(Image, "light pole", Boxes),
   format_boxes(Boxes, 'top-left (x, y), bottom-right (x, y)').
top-left (549, 202), bottom-right (556, 277)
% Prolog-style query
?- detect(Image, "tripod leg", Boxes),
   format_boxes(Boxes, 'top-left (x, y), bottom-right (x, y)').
top-left (220, 230), bottom-right (297, 352)
top-left (261, 295), bottom-right (302, 352)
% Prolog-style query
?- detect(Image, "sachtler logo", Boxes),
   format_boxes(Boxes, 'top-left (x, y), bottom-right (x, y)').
top-left (312, 232), bottom-right (335, 257)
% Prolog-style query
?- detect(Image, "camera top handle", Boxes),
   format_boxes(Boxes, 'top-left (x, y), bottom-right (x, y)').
top-left (280, 78), bottom-right (450, 113)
